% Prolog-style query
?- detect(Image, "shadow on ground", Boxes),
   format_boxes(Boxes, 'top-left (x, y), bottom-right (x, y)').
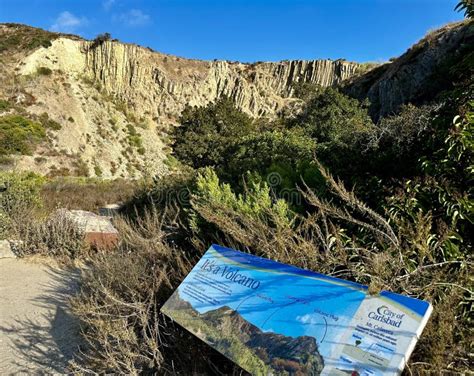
top-left (0, 261), bottom-right (84, 374)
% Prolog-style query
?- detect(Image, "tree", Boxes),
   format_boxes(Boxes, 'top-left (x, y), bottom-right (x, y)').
top-left (91, 32), bottom-right (112, 49)
top-left (455, 0), bottom-right (474, 18)
top-left (289, 87), bottom-right (374, 144)
top-left (173, 97), bottom-right (255, 169)
top-left (226, 129), bottom-right (321, 190)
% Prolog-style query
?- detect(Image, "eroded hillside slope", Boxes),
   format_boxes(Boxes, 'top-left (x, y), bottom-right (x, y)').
top-left (1, 20), bottom-right (471, 178)
top-left (0, 24), bottom-right (360, 178)
top-left (345, 20), bottom-right (474, 119)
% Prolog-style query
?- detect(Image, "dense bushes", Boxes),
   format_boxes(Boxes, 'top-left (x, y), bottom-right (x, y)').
top-left (69, 212), bottom-right (236, 374)
top-left (71, 151), bottom-right (472, 373)
top-left (86, 91), bottom-right (472, 374)
top-left (0, 172), bottom-right (44, 238)
top-left (387, 103), bottom-right (474, 259)
top-left (173, 97), bottom-right (255, 169)
top-left (289, 86), bottom-right (374, 143)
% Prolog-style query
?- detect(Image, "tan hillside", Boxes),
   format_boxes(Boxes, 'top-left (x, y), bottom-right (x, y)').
top-left (0, 24), bottom-right (362, 178)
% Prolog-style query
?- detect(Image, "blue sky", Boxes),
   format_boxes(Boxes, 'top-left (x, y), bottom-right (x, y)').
top-left (0, 0), bottom-right (464, 62)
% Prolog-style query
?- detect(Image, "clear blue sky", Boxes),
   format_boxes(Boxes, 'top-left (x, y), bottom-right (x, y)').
top-left (0, 0), bottom-right (464, 63)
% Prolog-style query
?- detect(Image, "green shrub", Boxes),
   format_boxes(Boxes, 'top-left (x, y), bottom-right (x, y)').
top-left (190, 168), bottom-right (291, 237)
top-left (128, 134), bottom-right (142, 148)
top-left (289, 86), bottom-right (374, 144)
top-left (0, 115), bottom-right (46, 156)
top-left (36, 66), bottom-right (52, 76)
top-left (0, 172), bottom-right (44, 217)
top-left (0, 155), bottom-right (14, 165)
top-left (0, 99), bottom-right (10, 112)
top-left (94, 164), bottom-right (103, 177)
top-left (173, 97), bottom-right (255, 169)
top-left (225, 129), bottom-right (318, 188)
top-left (39, 112), bottom-right (62, 130)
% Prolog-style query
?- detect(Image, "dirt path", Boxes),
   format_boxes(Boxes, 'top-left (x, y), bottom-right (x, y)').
top-left (0, 258), bottom-right (82, 375)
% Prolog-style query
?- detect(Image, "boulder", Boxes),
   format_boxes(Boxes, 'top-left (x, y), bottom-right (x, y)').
top-left (99, 203), bottom-right (122, 217)
top-left (58, 209), bottom-right (119, 249)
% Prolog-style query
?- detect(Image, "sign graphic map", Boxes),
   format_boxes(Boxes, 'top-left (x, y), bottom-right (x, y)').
top-left (161, 245), bottom-right (432, 375)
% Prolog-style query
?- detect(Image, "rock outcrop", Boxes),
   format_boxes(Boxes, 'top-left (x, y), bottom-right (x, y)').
top-left (345, 20), bottom-right (474, 119)
top-left (83, 40), bottom-right (360, 120)
top-left (0, 24), bottom-right (361, 178)
top-left (57, 209), bottom-right (119, 249)
top-left (2, 21), bottom-right (470, 178)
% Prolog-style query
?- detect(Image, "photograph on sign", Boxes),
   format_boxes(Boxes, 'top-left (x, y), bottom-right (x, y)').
top-left (161, 245), bottom-right (432, 376)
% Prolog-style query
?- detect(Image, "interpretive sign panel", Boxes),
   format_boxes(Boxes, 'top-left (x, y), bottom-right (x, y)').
top-left (161, 245), bottom-right (432, 376)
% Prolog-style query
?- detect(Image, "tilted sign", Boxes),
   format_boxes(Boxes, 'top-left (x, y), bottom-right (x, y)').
top-left (161, 245), bottom-right (432, 376)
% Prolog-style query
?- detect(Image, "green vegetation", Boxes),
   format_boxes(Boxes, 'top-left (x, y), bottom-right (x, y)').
top-left (93, 164), bottom-right (103, 177)
top-left (0, 24), bottom-right (56, 52)
top-left (0, 115), bottom-right (46, 156)
top-left (456, 0), bottom-right (474, 18)
top-left (289, 86), bottom-right (374, 143)
top-left (125, 123), bottom-right (144, 151)
top-left (0, 172), bottom-right (44, 215)
top-left (36, 66), bottom-right (52, 76)
top-left (0, 99), bottom-right (11, 112)
top-left (38, 112), bottom-right (62, 130)
top-left (173, 97), bottom-right (255, 169)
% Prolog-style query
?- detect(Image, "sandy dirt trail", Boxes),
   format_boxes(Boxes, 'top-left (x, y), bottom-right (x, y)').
top-left (0, 258), bottom-right (82, 375)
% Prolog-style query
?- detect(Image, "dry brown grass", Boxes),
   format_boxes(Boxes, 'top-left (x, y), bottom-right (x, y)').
top-left (70, 210), bottom-right (246, 375)
top-left (40, 177), bottom-right (136, 213)
top-left (9, 208), bottom-right (87, 260)
top-left (21, 167), bottom-right (470, 374)
top-left (189, 164), bottom-right (473, 374)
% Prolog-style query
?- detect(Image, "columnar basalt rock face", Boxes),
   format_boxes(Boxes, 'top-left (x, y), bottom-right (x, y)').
top-left (82, 40), bottom-right (361, 121)
top-left (8, 32), bottom-right (360, 178)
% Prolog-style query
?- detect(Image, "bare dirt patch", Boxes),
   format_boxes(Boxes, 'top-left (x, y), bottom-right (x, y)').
top-left (0, 258), bottom-right (81, 374)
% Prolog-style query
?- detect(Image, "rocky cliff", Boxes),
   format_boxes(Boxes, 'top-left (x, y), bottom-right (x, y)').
top-left (83, 40), bottom-right (360, 119)
top-left (345, 20), bottom-right (474, 119)
top-left (18, 32), bottom-right (361, 122)
top-left (0, 24), bottom-right (361, 178)
top-left (1, 20), bottom-right (470, 178)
